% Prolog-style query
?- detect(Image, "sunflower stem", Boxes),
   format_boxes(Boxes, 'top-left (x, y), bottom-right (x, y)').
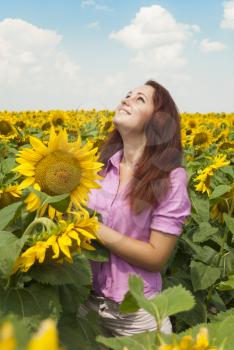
top-left (23, 217), bottom-right (57, 237)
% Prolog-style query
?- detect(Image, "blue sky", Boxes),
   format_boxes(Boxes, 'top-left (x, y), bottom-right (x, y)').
top-left (0, 0), bottom-right (233, 112)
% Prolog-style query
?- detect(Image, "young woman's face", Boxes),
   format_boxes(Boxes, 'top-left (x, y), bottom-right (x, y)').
top-left (113, 84), bottom-right (155, 134)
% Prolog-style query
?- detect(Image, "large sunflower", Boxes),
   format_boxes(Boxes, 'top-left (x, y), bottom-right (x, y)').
top-left (13, 127), bottom-right (104, 216)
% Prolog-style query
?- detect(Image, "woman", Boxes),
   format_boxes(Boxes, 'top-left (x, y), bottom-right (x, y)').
top-left (78, 80), bottom-right (191, 337)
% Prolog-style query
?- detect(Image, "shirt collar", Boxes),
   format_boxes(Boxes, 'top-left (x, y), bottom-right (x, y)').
top-left (102, 149), bottom-right (123, 176)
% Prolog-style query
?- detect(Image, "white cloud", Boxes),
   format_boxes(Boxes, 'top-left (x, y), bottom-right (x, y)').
top-left (81, 0), bottom-right (113, 11)
top-left (220, 1), bottom-right (234, 29)
top-left (86, 21), bottom-right (100, 30)
top-left (200, 38), bottom-right (227, 52)
top-left (0, 18), bottom-right (84, 109)
top-left (81, 0), bottom-right (95, 7)
top-left (109, 5), bottom-right (199, 76)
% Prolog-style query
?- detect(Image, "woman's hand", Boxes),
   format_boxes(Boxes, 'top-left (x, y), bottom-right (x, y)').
top-left (95, 223), bottom-right (178, 272)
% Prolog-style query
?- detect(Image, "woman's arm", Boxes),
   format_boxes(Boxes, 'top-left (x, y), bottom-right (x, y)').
top-left (96, 222), bottom-right (178, 272)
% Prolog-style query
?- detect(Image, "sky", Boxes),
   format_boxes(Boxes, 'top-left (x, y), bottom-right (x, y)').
top-left (0, 0), bottom-right (233, 112)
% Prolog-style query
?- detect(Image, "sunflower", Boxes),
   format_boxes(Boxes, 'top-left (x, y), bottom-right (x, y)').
top-left (13, 127), bottom-right (104, 216)
top-left (98, 111), bottom-right (115, 134)
top-left (27, 319), bottom-right (61, 350)
top-left (50, 110), bottom-right (66, 127)
top-left (217, 140), bottom-right (234, 156)
top-left (188, 127), bottom-right (213, 149)
top-left (0, 321), bottom-right (16, 350)
top-left (0, 120), bottom-right (16, 141)
top-left (194, 166), bottom-right (214, 197)
top-left (210, 186), bottom-right (234, 223)
top-left (194, 154), bottom-right (230, 197)
top-left (0, 185), bottom-right (22, 209)
top-left (158, 327), bottom-right (217, 350)
top-left (211, 154), bottom-right (230, 170)
top-left (13, 210), bottom-right (99, 273)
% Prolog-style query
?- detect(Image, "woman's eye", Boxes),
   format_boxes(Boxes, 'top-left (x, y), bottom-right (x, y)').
top-left (137, 96), bottom-right (145, 102)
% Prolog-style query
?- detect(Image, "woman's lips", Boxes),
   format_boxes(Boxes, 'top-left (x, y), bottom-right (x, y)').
top-left (118, 108), bottom-right (131, 115)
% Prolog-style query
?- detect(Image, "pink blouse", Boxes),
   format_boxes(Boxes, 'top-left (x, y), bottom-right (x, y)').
top-left (87, 149), bottom-right (191, 303)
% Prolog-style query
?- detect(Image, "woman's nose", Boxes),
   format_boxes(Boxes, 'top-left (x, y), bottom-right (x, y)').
top-left (121, 96), bottom-right (130, 105)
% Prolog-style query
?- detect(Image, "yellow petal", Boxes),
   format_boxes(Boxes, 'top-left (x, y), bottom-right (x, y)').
top-left (58, 235), bottom-right (72, 259)
top-left (27, 319), bottom-right (59, 350)
top-left (30, 136), bottom-right (48, 156)
top-left (18, 177), bottom-right (35, 190)
top-left (80, 240), bottom-right (96, 250)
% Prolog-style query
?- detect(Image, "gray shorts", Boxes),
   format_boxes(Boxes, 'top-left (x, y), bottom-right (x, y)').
top-left (78, 292), bottom-right (172, 337)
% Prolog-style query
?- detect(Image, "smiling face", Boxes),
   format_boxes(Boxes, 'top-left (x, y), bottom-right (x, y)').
top-left (113, 84), bottom-right (155, 134)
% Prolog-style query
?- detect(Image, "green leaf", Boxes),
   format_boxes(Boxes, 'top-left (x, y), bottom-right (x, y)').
top-left (210, 289), bottom-right (227, 312)
top-left (0, 231), bottom-right (27, 278)
top-left (209, 185), bottom-right (231, 199)
top-left (178, 315), bottom-right (234, 350)
top-left (0, 201), bottom-right (22, 231)
top-left (210, 315), bottom-right (234, 350)
top-left (193, 222), bottom-right (218, 243)
top-left (217, 274), bottom-right (234, 291)
top-left (28, 186), bottom-right (70, 211)
top-left (190, 191), bottom-right (209, 221)
top-left (119, 291), bottom-right (140, 313)
top-left (120, 276), bottom-right (195, 325)
top-left (59, 284), bottom-right (90, 313)
top-left (0, 283), bottom-right (61, 325)
top-left (190, 261), bottom-right (221, 291)
top-left (220, 166), bottom-right (234, 179)
top-left (195, 246), bottom-right (219, 265)
top-left (0, 157), bottom-right (16, 174)
top-left (210, 308), bottom-right (234, 322)
top-left (97, 329), bottom-right (161, 350)
top-left (28, 255), bottom-right (91, 287)
top-left (59, 310), bottom-right (105, 350)
top-left (223, 213), bottom-right (234, 236)
top-left (82, 240), bottom-right (109, 262)
top-left (50, 194), bottom-right (70, 212)
top-left (176, 297), bottom-right (207, 327)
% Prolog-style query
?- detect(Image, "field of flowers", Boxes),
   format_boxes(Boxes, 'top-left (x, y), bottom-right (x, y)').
top-left (0, 110), bottom-right (233, 350)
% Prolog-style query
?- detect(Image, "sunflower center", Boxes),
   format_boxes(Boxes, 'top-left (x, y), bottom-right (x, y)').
top-left (35, 151), bottom-right (82, 195)
top-left (189, 120), bottom-right (196, 128)
top-left (193, 132), bottom-right (208, 146)
top-left (0, 120), bottom-right (13, 135)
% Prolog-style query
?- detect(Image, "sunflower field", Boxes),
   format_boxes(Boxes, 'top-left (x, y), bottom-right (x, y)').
top-left (0, 110), bottom-right (233, 350)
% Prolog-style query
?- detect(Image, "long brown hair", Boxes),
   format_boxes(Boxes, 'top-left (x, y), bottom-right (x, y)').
top-left (98, 79), bottom-right (184, 215)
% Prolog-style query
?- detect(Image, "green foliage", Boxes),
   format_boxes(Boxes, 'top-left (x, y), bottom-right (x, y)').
top-left (120, 275), bottom-right (195, 328)
top-left (0, 202), bottom-right (22, 231)
top-left (190, 261), bottom-right (221, 291)
top-left (0, 230), bottom-right (27, 278)
top-left (0, 283), bottom-right (61, 332)
top-left (59, 311), bottom-right (107, 350)
top-left (97, 277), bottom-right (234, 350)
top-left (27, 186), bottom-right (70, 212)
top-left (224, 213), bottom-right (234, 236)
top-left (161, 150), bottom-right (234, 332)
top-left (192, 222), bottom-right (218, 243)
top-left (217, 273), bottom-right (234, 291)
top-left (209, 184), bottom-right (231, 199)
top-left (0, 313), bottom-right (30, 350)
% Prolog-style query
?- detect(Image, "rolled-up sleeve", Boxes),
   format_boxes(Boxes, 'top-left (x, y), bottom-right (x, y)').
top-left (150, 168), bottom-right (191, 236)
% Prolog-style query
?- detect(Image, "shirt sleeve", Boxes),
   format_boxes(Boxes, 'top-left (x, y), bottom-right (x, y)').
top-left (150, 167), bottom-right (191, 236)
